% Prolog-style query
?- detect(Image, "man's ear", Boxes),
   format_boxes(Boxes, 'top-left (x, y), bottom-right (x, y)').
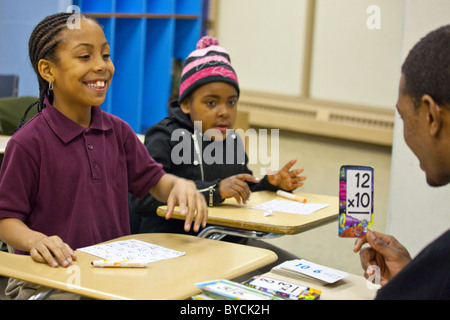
top-left (180, 99), bottom-right (191, 114)
top-left (37, 59), bottom-right (55, 84)
top-left (422, 94), bottom-right (442, 137)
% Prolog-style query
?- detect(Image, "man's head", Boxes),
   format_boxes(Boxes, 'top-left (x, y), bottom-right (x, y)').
top-left (397, 25), bottom-right (450, 187)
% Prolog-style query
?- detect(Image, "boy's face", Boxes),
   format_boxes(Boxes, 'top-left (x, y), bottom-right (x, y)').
top-left (397, 74), bottom-right (446, 187)
top-left (181, 82), bottom-right (239, 141)
top-left (47, 19), bottom-right (115, 110)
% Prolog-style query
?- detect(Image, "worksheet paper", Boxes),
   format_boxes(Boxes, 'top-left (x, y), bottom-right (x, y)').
top-left (252, 199), bottom-right (329, 215)
top-left (77, 239), bottom-right (185, 263)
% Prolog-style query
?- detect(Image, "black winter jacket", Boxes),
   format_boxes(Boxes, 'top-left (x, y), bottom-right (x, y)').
top-left (129, 100), bottom-right (278, 235)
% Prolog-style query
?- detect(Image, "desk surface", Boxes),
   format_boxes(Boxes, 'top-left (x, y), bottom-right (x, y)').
top-left (263, 271), bottom-right (376, 300)
top-left (157, 191), bottom-right (338, 235)
top-left (0, 233), bottom-right (277, 300)
top-left (0, 135), bottom-right (10, 154)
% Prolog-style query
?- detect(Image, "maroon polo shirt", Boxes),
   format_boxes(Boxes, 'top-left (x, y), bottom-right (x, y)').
top-left (0, 99), bottom-right (165, 252)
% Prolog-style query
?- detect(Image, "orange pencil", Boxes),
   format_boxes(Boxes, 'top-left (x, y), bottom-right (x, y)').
top-left (276, 190), bottom-right (307, 203)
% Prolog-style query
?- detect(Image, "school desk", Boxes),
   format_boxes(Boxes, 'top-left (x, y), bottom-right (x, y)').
top-left (261, 271), bottom-right (377, 300)
top-left (0, 233), bottom-right (277, 300)
top-left (157, 191), bottom-right (338, 239)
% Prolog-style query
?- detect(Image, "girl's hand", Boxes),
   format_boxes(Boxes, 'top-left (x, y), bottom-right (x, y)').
top-left (29, 235), bottom-right (77, 268)
top-left (219, 174), bottom-right (259, 205)
top-left (164, 178), bottom-right (208, 233)
top-left (267, 159), bottom-right (307, 191)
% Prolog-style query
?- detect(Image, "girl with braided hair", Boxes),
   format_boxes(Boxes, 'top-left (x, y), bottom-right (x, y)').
top-left (0, 12), bottom-right (207, 299)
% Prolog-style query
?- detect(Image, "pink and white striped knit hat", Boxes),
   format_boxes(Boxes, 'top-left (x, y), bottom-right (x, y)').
top-left (178, 36), bottom-right (239, 103)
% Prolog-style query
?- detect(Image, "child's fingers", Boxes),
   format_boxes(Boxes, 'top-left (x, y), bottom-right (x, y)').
top-left (291, 182), bottom-right (305, 189)
top-left (230, 182), bottom-right (251, 204)
top-left (190, 193), bottom-right (208, 232)
top-left (200, 197), bottom-right (208, 228)
top-left (184, 196), bottom-right (196, 232)
top-left (196, 192), bottom-right (208, 229)
top-left (66, 244), bottom-right (77, 261)
top-left (30, 246), bottom-right (57, 267)
top-left (165, 192), bottom-right (180, 220)
top-left (235, 173), bottom-right (260, 183)
top-left (176, 188), bottom-right (197, 232)
top-left (292, 176), bottom-right (307, 186)
top-left (31, 237), bottom-right (73, 268)
top-left (281, 159), bottom-right (298, 172)
top-left (49, 241), bottom-right (73, 267)
top-left (291, 167), bottom-right (305, 176)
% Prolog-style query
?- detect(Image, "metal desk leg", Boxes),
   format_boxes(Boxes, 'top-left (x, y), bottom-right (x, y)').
top-left (198, 226), bottom-right (282, 240)
top-left (28, 288), bottom-right (57, 300)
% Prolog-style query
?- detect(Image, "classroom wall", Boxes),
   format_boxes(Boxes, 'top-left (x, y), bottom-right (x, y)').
top-left (215, 0), bottom-right (308, 97)
top-left (0, 0), bottom-right (72, 97)
top-left (386, 0), bottom-right (450, 257)
top-left (310, 0), bottom-right (403, 109)
top-left (216, 0), bottom-right (403, 109)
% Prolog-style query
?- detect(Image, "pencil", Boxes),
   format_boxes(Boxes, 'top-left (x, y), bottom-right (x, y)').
top-left (91, 260), bottom-right (148, 268)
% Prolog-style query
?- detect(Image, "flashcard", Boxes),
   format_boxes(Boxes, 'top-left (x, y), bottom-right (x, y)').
top-left (339, 165), bottom-right (374, 238)
top-left (272, 259), bottom-right (349, 284)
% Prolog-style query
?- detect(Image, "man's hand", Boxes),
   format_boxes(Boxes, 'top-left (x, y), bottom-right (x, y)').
top-left (353, 230), bottom-right (412, 286)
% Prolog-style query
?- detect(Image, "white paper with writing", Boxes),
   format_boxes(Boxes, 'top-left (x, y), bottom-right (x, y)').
top-left (77, 239), bottom-right (185, 263)
top-left (252, 199), bottom-right (329, 215)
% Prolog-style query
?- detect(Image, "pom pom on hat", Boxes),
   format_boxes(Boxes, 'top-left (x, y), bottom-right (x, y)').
top-left (178, 36), bottom-right (239, 103)
top-left (196, 36), bottom-right (220, 49)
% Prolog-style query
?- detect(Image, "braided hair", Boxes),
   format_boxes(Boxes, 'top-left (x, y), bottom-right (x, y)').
top-left (16, 12), bottom-right (97, 132)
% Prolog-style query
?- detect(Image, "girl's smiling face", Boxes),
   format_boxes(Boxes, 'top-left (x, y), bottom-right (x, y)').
top-left (40, 18), bottom-right (114, 112)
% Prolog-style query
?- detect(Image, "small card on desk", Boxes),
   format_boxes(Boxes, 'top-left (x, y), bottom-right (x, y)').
top-left (271, 259), bottom-right (349, 284)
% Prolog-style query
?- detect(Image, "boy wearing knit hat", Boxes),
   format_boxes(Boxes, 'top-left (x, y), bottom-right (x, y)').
top-left (129, 37), bottom-right (306, 238)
